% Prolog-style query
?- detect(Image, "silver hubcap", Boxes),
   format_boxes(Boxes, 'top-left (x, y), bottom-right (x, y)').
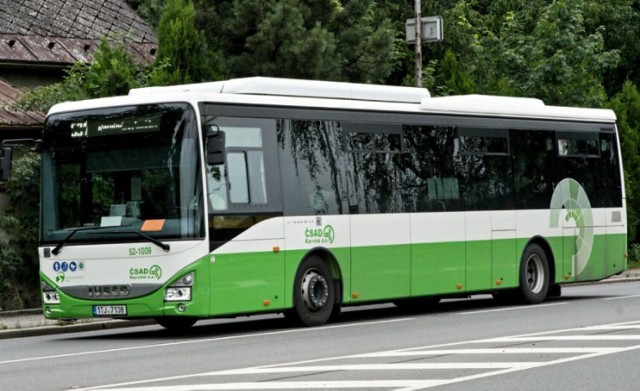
top-left (525, 254), bottom-right (544, 293)
top-left (301, 269), bottom-right (329, 311)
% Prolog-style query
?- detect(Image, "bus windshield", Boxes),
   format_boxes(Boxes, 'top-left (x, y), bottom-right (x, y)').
top-left (41, 103), bottom-right (204, 247)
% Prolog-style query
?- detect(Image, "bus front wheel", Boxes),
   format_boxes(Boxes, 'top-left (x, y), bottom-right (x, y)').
top-left (519, 244), bottom-right (550, 304)
top-left (291, 256), bottom-right (336, 327)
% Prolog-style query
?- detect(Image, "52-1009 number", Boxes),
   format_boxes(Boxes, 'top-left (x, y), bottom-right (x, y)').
top-left (129, 246), bottom-right (152, 256)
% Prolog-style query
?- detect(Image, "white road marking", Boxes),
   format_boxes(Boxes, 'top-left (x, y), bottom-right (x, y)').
top-left (581, 324), bottom-right (640, 330)
top-left (0, 317), bottom-right (413, 365)
top-left (77, 380), bottom-right (450, 390)
top-left (601, 294), bottom-right (640, 301)
top-left (210, 362), bottom-right (543, 375)
top-left (480, 335), bottom-right (640, 342)
top-left (77, 320), bottom-right (640, 391)
top-left (456, 301), bottom-right (568, 315)
top-left (355, 347), bottom-right (619, 357)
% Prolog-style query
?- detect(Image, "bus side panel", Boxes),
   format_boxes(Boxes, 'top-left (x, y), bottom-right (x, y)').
top-left (465, 212), bottom-right (491, 292)
top-left (490, 211), bottom-right (517, 289)
top-left (575, 234), bottom-right (626, 281)
top-left (605, 233), bottom-right (627, 276)
top-left (412, 212), bottom-right (466, 296)
top-left (605, 206), bottom-right (628, 277)
top-left (492, 233), bottom-right (517, 289)
top-left (209, 241), bottom-right (285, 316)
top-left (350, 214), bottom-right (410, 302)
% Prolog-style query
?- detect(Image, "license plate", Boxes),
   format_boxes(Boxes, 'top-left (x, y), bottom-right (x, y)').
top-left (93, 305), bottom-right (127, 316)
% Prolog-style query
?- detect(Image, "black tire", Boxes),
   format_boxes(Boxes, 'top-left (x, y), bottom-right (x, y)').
top-left (519, 243), bottom-right (550, 304)
top-left (156, 317), bottom-right (198, 331)
top-left (291, 255), bottom-right (337, 327)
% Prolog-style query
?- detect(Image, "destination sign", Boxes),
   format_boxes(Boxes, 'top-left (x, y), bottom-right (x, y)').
top-left (70, 115), bottom-right (161, 138)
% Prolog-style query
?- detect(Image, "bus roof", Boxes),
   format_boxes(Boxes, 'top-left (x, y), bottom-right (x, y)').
top-left (419, 94), bottom-right (616, 122)
top-left (51, 77), bottom-right (616, 123)
top-left (129, 77), bottom-right (432, 104)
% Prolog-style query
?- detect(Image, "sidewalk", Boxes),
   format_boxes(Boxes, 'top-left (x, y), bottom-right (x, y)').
top-left (0, 309), bottom-right (155, 339)
top-left (2, 269), bottom-right (640, 339)
top-left (600, 268), bottom-right (640, 281)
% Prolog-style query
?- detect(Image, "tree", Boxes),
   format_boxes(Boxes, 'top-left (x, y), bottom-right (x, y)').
top-left (0, 153), bottom-right (41, 310)
top-left (608, 81), bottom-right (640, 243)
top-left (151, 0), bottom-right (221, 85)
top-left (213, 0), bottom-right (396, 83)
top-left (582, 1), bottom-right (640, 96)
top-left (469, 0), bottom-right (619, 106)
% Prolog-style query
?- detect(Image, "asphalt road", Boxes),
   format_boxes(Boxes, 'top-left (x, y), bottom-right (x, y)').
top-left (2, 281), bottom-right (640, 390)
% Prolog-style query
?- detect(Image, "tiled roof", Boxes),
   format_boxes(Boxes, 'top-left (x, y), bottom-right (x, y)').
top-left (0, 0), bottom-right (157, 67)
top-left (0, 0), bottom-right (156, 43)
top-left (0, 0), bottom-right (158, 128)
top-left (0, 77), bottom-right (45, 129)
top-left (0, 34), bottom-right (157, 66)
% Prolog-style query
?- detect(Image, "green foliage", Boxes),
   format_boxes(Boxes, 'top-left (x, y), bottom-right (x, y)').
top-left (608, 81), bottom-right (640, 243)
top-left (0, 153), bottom-right (41, 310)
top-left (211, 0), bottom-right (396, 83)
top-left (582, 1), bottom-right (640, 95)
top-left (438, 49), bottom-right (476, 95)
top-left (83, 40), bottom-right (145, 97)
top-left (627, 243), bottom-right (640, 268)
top-left (151, 0), bottom-right (221, 85)
top-left (468, 0), bottom-right (619, 105)
top-left (13, 65), bottom-right (87, 113)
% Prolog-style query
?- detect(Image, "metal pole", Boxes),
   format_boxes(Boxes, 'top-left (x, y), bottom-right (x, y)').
top-left (415, 0), bottom-right (422, 87)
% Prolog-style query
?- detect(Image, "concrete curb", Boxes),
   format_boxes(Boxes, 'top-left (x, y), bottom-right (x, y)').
top-left (0, 318), bottom-right (156, 340)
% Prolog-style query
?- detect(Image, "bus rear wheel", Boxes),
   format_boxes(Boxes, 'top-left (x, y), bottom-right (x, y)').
top-left (519, 244), bottom-right (550, 304)
top-left (291, 256), bottom-right (337, 327)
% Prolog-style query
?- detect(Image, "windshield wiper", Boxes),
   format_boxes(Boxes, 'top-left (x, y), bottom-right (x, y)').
top-left (52, 226), bottom-right (107, 255)
top-left (95, 230), bottom-right (171, 252)
top-left (51, 226), bottom-right (170, 255)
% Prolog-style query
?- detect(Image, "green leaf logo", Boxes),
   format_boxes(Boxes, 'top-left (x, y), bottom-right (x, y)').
top-left (323, 225), bottom-right (335, 244)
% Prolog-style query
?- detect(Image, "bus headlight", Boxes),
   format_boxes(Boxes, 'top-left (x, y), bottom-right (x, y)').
top-left (164, 287), bottom-right (192, 301)
top-left (164, 272), bottom-right (194, 302)
top-left (41, 280), bottom-right (60, 304)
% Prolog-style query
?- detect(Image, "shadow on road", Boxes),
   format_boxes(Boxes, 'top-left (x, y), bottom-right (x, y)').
top-left (59, 292), bottom-right (616, 342)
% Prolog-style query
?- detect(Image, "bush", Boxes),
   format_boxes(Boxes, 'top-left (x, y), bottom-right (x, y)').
top-left (628, 244), bottom-right (640, 268)
top-left (0, 152), bottom-right (41, 310)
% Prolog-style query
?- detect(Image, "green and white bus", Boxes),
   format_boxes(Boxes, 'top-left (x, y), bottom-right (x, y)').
top-left (32, 77), bottom-right (626, 329)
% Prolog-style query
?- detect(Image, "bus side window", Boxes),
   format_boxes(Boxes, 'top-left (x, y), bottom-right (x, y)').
top-left (227, 152), bottom-right (249, 203)
top-left (511, 130), bottom-right (555, 209)
top-left (455, 128), bottom-right (512, 211)
top-left (206, 124), bottom-right (268, 209)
